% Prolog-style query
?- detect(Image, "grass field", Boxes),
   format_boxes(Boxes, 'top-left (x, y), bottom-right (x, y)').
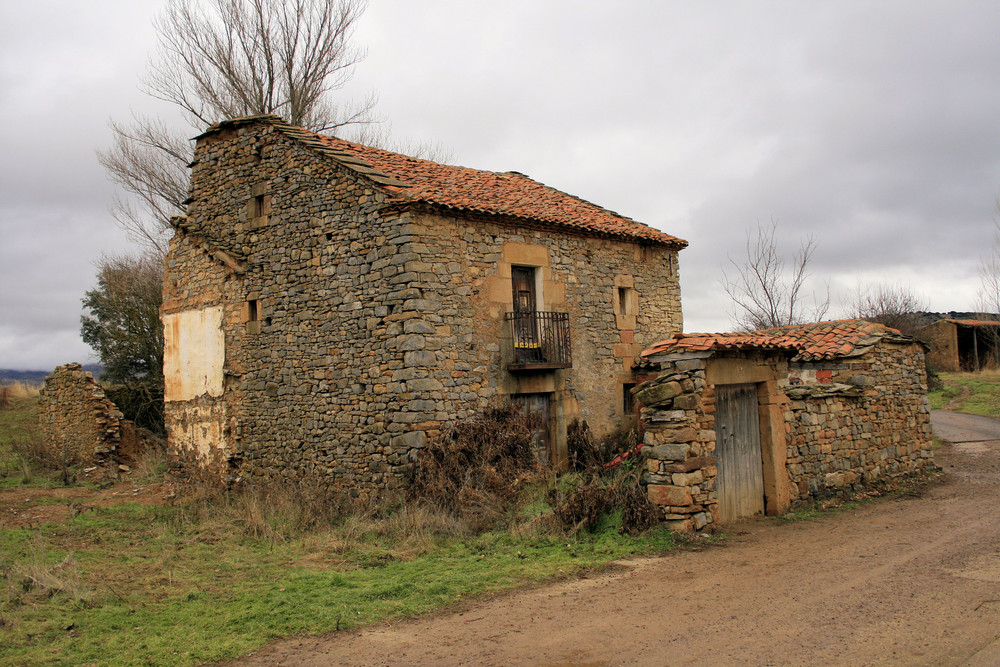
top-left (927, 371), bottom-right (1000, 419)
top-left (0, 395), bottom-right (680, 665)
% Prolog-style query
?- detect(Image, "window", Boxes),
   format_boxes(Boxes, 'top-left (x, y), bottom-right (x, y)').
top-left (616, 286), bottom-right (636, 317)
top-left (623, 382), bottom-right (636, 415)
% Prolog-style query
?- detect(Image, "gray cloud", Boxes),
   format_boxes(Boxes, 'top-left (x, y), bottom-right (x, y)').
top-left (2, 0), bottom-right (998, 368)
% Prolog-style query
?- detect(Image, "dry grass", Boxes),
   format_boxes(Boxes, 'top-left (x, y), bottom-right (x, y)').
top-left (0, 382), bottom-right (40, 410)
top-left (4, 537), bottom-right (92, 607)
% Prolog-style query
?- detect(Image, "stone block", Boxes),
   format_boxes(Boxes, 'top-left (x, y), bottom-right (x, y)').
top-left (635, 380), bottom-right (682, 406)
top-left (647, 484), bottom-right (693, 506)
top-left (644, 442), bottom-right (690, 461)
top-left (389, 430), bottom-right (426, 450)
top-left (658, 426), bottom-right (697, 443)
top-left (660, 455), bottom-right (716, 473)
top-left (673, 394), bottom-right (699, 410)
top-left (671, 470), bottom-right (704, 486)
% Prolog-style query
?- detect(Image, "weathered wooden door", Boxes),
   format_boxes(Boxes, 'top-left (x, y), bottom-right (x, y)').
top-left (515, 393), bottom-right (551, 465)
top-left (714, 383), bottom-right (765, 523)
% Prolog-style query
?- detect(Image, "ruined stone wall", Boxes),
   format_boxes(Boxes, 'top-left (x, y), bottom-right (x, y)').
top-left (784, 343), bottom-right (934, 501)
top-left (38, 364), bottom-right (128, 464)
top-left (917, 320), bottom-right (959, 372)
top-left (166, 120), bottom-right (684, 490)
top-left (637, 342), bottom-right (933, 532)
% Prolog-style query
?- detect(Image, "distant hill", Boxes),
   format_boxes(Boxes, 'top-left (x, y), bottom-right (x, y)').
top-left (0, 363), bottom-right (103, 385)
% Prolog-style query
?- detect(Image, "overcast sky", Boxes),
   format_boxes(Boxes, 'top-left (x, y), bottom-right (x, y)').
top-left (1, 0), bottom-right (997, 371)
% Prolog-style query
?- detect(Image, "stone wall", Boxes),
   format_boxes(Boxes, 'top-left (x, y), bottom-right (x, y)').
top-left (784, 344), bottom-right (934, 501)
top-left (38, 364), bottom-right (130, 464)
top-left (918, 320), bottom-right (959, 372)
top-left (165, 119), bottom-right (683, 490)
top-left (636, 341), bottom-right (934, 532)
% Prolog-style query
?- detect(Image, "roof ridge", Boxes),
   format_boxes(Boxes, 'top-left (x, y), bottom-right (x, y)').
top-left (198, 116), bottom-right (687, 248)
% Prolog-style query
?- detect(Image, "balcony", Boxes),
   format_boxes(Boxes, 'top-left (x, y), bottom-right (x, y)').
top-left (504, 310), bottom-right (572, 371)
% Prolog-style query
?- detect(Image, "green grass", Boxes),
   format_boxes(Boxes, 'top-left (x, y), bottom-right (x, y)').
top-left (0, 394), bottom-right (40, 481)
top-left (0, 500), bottom-right (677, 665)
top-left (928, 372), bottom-right (1000, 419)
top-left (0, 396), bottom-right (680, 665)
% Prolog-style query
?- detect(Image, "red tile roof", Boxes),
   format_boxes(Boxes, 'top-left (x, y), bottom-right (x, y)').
top-left (944, 318), bottom-right (1000, 327)
top-left (204, 115), bottom-right (687, 248)
top-left (641, 319), bottom-right (911, 362)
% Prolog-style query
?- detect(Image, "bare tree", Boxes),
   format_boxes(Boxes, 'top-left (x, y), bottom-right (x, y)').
top-left (723, 221), bottom-right (830, 331)
top-left (977, 220), bottom-right (1000, 317)
top-left (99, 0), bottom-right (374, 253)
top-left (850, 282), bottom-right (928, 336)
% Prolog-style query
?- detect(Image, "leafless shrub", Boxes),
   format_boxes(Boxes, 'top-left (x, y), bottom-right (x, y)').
top-left (723, 220), bottom-right (830, 331)
top-left (551, 422), bottom-right (657, 535)
top-left (407, 404), bottom-right (543, 531)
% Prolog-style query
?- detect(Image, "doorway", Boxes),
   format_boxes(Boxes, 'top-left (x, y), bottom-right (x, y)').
top-left (714, 383), bottom-right (765, 522)
top-left (514, 392), bottom-right (552, 465)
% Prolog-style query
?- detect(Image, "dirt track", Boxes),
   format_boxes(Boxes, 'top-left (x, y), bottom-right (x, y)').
top-left (236, 411), bottom-right (1000, 666)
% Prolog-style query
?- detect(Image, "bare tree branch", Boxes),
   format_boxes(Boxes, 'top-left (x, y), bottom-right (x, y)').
top-left (722, 221), bottom-right (830, 331)
top-left (850, 282), bottom-right (928, 336)
top-left (101, 0), bottom-right (376, 252)
top-left (977, 219), bottom-right (1000, 317)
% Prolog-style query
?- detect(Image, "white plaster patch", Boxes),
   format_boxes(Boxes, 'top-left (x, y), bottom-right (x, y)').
top-left (163, 307), bottom-right (225, 401)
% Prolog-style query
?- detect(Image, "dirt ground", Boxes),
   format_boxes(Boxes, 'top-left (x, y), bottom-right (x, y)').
top-left (232, 411), bottom-right (1000, 666)
top-left (0, 478), bottom-right (173, 529)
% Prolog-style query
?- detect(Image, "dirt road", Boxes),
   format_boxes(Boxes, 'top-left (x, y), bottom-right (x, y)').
top-left (238, 411), bottom-right (1000, 666)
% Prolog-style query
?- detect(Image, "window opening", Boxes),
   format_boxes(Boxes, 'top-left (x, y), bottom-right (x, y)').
top-left (623, 383), bottom-right (636, 415)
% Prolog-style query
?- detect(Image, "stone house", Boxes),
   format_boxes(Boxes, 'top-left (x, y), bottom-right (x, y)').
top-left (163, 115), bottom-right (686, 490)
top-left (634, 320), bottom-right (933, 532)
top-left (917, 318), bottom-right (1000, 372)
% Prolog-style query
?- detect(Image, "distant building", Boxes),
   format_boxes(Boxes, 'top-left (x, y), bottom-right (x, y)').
top-left (918, 318), bottom-right (1000, 372)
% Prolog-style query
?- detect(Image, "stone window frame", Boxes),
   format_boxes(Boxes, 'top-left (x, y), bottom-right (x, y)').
top-left (247, 183), bottom-right (271, 228)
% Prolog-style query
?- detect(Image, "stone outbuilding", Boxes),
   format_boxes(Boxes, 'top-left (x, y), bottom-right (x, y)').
top-left (163, 115), bottom-right (687, 490)
top-left (634, 320), bottom-right (934, 532)
top-left (917, 318), bottom-right (1000, 372)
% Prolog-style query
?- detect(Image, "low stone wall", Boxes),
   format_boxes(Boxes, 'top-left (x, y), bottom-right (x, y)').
top-left (637, 341), bottom-right (934, 532)
top-left (636, 355), bottom-right (718, 533)
top-left (38, 364), bottom-right (131, 464)
top-left (784, 345), bottom-right (934, 501)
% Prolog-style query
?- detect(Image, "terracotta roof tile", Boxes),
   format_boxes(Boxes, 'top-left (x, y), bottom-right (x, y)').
top-left (204, 115), bottom-right (686, 248)
top-left (944, 318), bottom-right (1000, 327)
top-left (641, 319), bottom-right (910, 361)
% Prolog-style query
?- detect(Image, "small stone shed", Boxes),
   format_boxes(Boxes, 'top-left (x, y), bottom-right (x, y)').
top-left (918, 318), bottom-right (1000, 372)
top-left (633, 320), bottom-right (934, 533)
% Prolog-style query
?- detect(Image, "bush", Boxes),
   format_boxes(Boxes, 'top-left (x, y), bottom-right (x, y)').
top-left (551, 420), bottom-right (657, 535)
top-left (407, 404), bottom-right (543, 531)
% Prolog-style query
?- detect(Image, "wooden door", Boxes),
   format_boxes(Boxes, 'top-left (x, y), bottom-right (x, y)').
top-left (515, 393), bottom-right (551, 465)
top-left (511, 267), bottom-right (536, 313)
top-left (714, 383), bottom-right (765, 523)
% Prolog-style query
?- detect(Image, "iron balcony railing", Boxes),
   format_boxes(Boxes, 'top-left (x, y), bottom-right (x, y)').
top-left (504, 310), bottom-right (572, 370)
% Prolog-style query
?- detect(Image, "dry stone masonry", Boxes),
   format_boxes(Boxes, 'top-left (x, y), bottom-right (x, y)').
top-left (38, 363), bottom-right (137, 465)
top-left (164, 115), bottom-right (685, 490)
top-left (636, 321), bottom-right (934, 532)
